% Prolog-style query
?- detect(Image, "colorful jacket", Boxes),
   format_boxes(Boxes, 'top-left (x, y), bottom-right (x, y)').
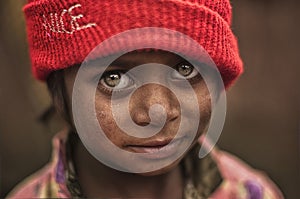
top-left (6, 130), bottom-right (284, 199)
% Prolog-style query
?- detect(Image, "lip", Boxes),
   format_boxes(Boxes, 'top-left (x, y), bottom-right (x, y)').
top-left (126, 137), bottom-right (185, 159)
top-left (132, 138), bottom-right (173, 147)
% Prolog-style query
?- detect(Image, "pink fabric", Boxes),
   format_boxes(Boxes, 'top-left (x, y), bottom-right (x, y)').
top-left (6, 130), bottom-right (284, 198)
top-left (210, 150), bottom-right (284, 199)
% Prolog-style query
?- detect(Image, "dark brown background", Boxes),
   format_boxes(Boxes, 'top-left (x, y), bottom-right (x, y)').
top-left (0, 0), bottom-right (299, 198)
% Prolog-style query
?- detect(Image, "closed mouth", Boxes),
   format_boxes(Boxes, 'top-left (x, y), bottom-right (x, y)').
top-left (125, 137), bottom-right (186, 159)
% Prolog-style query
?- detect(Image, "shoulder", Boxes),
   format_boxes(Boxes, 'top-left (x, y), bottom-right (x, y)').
top-left (210, 149), bottom-right (284, 199)
top-left (6, 129), bottom-right (71, 198)
top-left (6, 164), bottom-right (54, 198)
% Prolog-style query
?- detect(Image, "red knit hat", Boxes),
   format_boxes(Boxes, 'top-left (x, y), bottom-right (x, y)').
top-left (23, 0), bottom-right (243, 87)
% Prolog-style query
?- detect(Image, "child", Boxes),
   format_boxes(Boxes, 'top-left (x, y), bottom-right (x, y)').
top-left (7, 0), bottom-right (284, 198)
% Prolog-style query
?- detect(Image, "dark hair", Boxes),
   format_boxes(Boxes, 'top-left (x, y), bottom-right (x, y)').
top-left (46, 70), bottom-right (72, 125)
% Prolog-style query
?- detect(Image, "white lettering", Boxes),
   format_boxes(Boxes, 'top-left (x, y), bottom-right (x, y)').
top-left (42, 4), bottom-right (97, 34)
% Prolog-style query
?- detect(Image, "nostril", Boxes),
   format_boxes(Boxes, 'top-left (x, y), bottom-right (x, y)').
top-left (167, 106), bottom-right (180, 122)
top-left (169, 115), bottom-right (179, 122)
top-left (136, 121), bottom-right (150, 127)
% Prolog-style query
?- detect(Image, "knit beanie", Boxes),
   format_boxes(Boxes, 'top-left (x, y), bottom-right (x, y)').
top-left (23, 0), bottom-right (243, 87)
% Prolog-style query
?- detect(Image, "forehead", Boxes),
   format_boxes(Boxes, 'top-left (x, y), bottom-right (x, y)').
top-left (110, 50), bottom-right (186, 68)
top-left (64, 50), bottom-right (188, 79)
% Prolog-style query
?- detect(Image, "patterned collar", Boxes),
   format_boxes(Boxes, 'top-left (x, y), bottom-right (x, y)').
top-left (64, 131), bottom-right (223, 198)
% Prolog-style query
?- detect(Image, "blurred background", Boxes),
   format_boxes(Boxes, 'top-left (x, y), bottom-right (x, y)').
top-left (0, 0), bottom-right (299, 198)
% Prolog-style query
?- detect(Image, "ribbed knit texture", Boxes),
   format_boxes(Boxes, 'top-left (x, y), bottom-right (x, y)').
top-left (23, 0), bottom-right (243, 87)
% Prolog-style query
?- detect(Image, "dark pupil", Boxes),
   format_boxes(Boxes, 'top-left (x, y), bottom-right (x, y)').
top-left (104, 73), bottom-right (121, 87)
top-left (178, 64), bottom-right (193, 76)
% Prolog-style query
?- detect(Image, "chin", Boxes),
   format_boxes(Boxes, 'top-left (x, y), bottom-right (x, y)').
top-left (139, 137), bottom-right (200, 176)
top-left (138, 154), bottom-right (184, 177)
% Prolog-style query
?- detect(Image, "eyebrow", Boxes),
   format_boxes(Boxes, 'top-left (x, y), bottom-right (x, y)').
top-left (111, 54), bottom-right (185, 69)
top-left (109, 58), bottom-right (138, 68)
top-left (83, 51), bottom-right (192, 74)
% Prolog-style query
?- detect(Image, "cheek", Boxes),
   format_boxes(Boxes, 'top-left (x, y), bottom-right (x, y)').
top-left (94, 94), bottom-right (128, 147)
top-left (198, 94), bottom-right (212, 124)
top-left (194, 83), bottom-right (212, 134)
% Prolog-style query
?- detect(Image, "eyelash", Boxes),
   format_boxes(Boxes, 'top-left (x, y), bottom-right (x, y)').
top-left (172, 62), bottom-right (203, 83)
top-left (96, 63), bottom-right (203, 95)
top-left (96, 70), bottom-right (134, 95)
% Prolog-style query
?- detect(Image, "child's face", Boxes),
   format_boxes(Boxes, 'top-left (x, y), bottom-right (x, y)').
top-left (64, 50), bottom-right (211, 174)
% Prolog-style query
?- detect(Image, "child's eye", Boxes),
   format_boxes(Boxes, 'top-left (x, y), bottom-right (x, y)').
top-left (172, 62), bottom-right (200, 80)
top-left (99, 71), bottom-right (134, 93)
top-left (102, 72), bottom-right (122, 87)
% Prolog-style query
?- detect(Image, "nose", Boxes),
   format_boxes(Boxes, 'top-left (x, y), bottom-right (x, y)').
top-left (129, 84), bottom-right (180, 127)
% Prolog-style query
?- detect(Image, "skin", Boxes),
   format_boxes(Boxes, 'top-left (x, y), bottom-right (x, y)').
top-left (63, 50), bottom-right (212, 198)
